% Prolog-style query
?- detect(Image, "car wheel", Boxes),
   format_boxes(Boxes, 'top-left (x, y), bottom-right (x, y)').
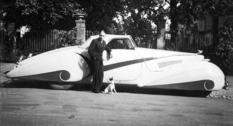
top-left (50, 83), bottom-right (73, 90)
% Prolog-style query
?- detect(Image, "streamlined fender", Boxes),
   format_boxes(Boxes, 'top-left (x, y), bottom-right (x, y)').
top-left (138, 61), bottom-right (224, 91)
top-left (6, 47), bottom-right (90, 83)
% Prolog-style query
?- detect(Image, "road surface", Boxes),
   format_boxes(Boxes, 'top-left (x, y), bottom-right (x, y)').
top-left (0, 86), bottom-right (233, 126)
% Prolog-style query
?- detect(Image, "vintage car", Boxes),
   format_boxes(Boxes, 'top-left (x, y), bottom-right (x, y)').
top-left (6, 34), bottom-right (227, 95)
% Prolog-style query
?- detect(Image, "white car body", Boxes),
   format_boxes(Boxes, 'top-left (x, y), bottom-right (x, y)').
top-left (6, 34), bottom-right (225, 92)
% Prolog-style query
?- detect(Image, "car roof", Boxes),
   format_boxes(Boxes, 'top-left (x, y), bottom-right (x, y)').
top-left (89, 34), bottom-right (131, 41)
top-left (79, 34), bottom-right (134, 49)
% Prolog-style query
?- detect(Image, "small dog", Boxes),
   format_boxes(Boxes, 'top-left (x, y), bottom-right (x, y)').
top-left (102, 77), bottom-right (117, 94)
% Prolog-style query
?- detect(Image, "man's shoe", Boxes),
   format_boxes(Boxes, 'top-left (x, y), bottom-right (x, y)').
top-left (92, 90), bottom-right (101, 93)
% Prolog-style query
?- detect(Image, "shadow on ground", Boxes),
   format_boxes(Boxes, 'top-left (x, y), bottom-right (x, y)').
top-left (1, 80), bottom-right (211, 97)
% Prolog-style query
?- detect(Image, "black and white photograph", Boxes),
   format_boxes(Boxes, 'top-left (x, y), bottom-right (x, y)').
top-left (1, 0), bottom-right (233, 125)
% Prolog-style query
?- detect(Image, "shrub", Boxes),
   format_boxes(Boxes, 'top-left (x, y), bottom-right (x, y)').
top-left (214, 23), bottom-right (233, 75)
top-left (57, 29), bottom-right (81, 48)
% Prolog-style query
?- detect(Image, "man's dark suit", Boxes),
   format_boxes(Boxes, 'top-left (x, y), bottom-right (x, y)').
top-left (88, 38), bottom-right (111, 92)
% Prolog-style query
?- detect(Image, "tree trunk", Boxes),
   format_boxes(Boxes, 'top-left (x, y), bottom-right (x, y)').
top-left (169, 0), bottom-right (179, 50)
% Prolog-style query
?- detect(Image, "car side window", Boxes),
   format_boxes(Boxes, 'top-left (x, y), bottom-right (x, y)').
top-left (107, 39), bottom-right (132, 49)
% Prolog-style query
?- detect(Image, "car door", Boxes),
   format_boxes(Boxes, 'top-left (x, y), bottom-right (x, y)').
top-left (103, 38), bottom-right (142, 82)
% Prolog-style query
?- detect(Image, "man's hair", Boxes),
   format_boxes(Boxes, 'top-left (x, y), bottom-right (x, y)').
top-left (99, 30), bottom-right (105, 35)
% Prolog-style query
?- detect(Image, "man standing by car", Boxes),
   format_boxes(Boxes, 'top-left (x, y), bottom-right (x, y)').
top-left (88, 30), bottom-right (112, 93)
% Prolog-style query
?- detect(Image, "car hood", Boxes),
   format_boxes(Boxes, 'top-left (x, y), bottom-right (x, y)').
top-left (135, 47), bottom-right (204, 72)
top-left (135, 47), bottom-right (197, 58)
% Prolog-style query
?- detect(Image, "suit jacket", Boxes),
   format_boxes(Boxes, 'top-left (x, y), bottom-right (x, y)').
top-left (88, 38), bottom-right (111, 61)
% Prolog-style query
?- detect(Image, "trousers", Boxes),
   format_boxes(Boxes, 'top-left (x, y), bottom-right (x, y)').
top-left (92, 59), bottom-right (104, 91)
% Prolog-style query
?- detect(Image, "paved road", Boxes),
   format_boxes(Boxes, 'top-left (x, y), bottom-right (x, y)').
top-left (0, 86), bottom-right (233, 126)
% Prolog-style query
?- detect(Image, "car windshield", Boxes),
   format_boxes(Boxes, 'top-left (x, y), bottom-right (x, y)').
top-left (129, 36), bottom-right (137, 48)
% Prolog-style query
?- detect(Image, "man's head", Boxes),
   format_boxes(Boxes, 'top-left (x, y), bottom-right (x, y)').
top-left (99, 30), bottom-right (106, 41)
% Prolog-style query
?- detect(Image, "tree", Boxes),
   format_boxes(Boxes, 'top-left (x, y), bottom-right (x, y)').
top-left (215, 23), bottom-right (233, 75)
top-left (2, 0), bottom-right (81, 30)
top-left (167, 0), bottom-right (233, 48)
top-left (79, 0), bottom-right (123, 31)
top-left (116, 0), bottom-right (165, 48)
top-left (1, 0), bottom-right (123, 31)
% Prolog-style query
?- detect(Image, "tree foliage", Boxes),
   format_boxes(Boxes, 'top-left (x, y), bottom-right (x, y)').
top-left (115, 0), bottom-right (165, 47)
top-left (2, 0), bottom-right (232, 33)
top-left (2, 0), bottom-right (80, 30)
top-left (115, 0), bottom-right (232, 47)
top-left (168, 0), bottom-right (233, 43)
top-left (215, 23), bottom-right (233, 75)
top-left (79, 0), bottom-right (123, 31)
top-left (1, 0), bottom-right (123, 31)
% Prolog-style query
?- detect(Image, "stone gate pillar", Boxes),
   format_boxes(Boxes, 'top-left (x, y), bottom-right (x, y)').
top-left (75, 11), bottom-right (86, 45)
top-left (157, 17), bottom-right (166, 49)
